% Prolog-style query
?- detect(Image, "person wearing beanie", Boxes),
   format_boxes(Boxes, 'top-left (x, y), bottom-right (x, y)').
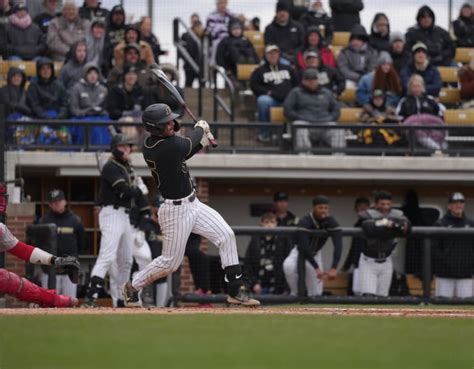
top-left (216, 18), bottom-right (258, 79)
top-left (404, 5), bottom-right (455, 66)
top-left (264, 1), bottom-right (305, 65)
top-left (113, 24), bottom-right (155, 70)
top-left (389, 31), bottom-right (411, 73)
top-left (6, 3), bottom-right (47, 60)
top-left (399, 41), bottom-right (442, 97)
top-left (337, 24), bottom-right (378, 86)
top-left (297, 26), bottom-right (336, 69)
top-left (34, 0), bottom-right (61, 35)
top-left (299, 0), bottom-right (334, 45)
top-left (368, 13), bottom-right (390, 52)
top-left (283, 195), bottom-right (343, 296)
top-left (356, 51), bottom-right (402, 107)
top-left (453, 3), bottom-right (474, 47)
top-left (283, 67), bottom-right (345, 152)
top-left (329, 0), bottom-right (363, 32)
top-left (0, 67), bottom-right (31, 120)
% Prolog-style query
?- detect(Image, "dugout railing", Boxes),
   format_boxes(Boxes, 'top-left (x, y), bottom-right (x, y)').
top-left (175, 226), bottom-right (474, 306)
top-left (3, 119), bottom-right (474, 156)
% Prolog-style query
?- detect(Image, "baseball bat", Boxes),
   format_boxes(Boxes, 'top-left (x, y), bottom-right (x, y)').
top-left (149, 63), bottom-right (218, 148)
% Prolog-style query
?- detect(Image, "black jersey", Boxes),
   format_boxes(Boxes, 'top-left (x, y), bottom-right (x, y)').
top-left (142, 127), bottom-right (203, 199)
top-left (98, 158), bottom-right (141, 208)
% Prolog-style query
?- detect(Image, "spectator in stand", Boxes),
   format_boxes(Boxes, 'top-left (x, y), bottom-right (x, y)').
top-left (404, 5), bottom-right (455, 67)
top-left (181, 14), bottom-right (205, 87)
top-left (459, 55), bottom-right (474, 108)
top-left (273, 191), bottom-right (299, 227)
top-left (26, 0), bottom-right (62, 19)
top-left (6, 3), bottom-right (46, 61)
top-left (284, 68), bottom-right (344, 152)
top-left (216, 19), bottom-right (258, 81)
top-left (400, 42), bottom-right (442, 98)
top-left (297, 26), bottom-right (336, 68)
top-left (86, 19), bottom-right (107, 76)
top-left (389, 32), bottom-right (410, 74)
top-left (34, 0), bottom-right (60, 35)
top-left (250, 44), bottom-right (298, 142)
top-left (358, 89), bottom-right (402, 148)
top-left (206, 0), bottom-right (237, 63)
top-left (368, 13), bottom-right (390, 53)
top-left (0, 0), bottom-right (12, 59)
top-left (106, 63), bottom-right (148, 121)
top-left (104, 4), bottom-right (126, 71)
top-left (264, 1), bottom-right (304, 65)
top-left (0, 0), bottom-right (12, 21)
top-left (337, 24), bottom-right (378, 88)
top-left (139, 16), bottom-right (168, 64)
top-left (244, 212), bottom-right (290, 295)
top-left (329, 0), bottom-right (363, 32)
top-left (59, 40), bottom-right (88, 90)
top-left (432, 192), bottom-right (474, 299)
top-left (396, 74), bottom-right (446, 151)
top-left (0, 67), bottom-right (30, 119)
top-left (113, 25), bottom-right (155, 69)
top-left (298, 0), bottom-right (333, 45)
top-left (47, 1), bottom-right (89, 61)
top-left (78, 0), bottom-right (108, 23)
top-left (453, 3), bottom-right (474, 48)
top-left (356, 51), bottom-right (402, 108)
top-left (298, 49), bottom-right (345, 96)
top-left (107, 43), bottom-right (154, 88)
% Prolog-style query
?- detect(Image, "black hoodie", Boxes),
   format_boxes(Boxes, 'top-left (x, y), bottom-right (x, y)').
top-left (368, 13), bottom-right (390, 52)
top-left (264, 16), bottom-right (304, 62)
top-left (106, 5), bottom-right (125, 46)
top-left (329, 0), bottom-right (363, 32)
top-left (405, 5), bottom-right (455, 66)
top-left (298, 6), bottom-right (333, 45)
top-left (26, 57), bottom-right (68, 119)
top-left (453, 3), bottom-right (474, 47)
top-left (0, 67), bottom-right (30, 116)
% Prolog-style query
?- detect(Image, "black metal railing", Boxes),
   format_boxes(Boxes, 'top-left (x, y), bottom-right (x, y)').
top-left (212, 65), bottom-right (236, 122)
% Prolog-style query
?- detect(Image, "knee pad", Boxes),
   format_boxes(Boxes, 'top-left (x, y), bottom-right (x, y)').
top-left (0, 269), bottom-right (21, 294)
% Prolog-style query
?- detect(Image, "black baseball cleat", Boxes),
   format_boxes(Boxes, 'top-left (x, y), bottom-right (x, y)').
top-left (83, 296), bottom-right (98, 308)
top-left (227, 286), bottom-right (260, 307)
top-left (123, 282), bottom-right (141, 307)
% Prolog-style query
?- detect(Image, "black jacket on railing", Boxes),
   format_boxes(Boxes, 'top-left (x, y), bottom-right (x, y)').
top-left (432, 212), bottom-right (474, 279)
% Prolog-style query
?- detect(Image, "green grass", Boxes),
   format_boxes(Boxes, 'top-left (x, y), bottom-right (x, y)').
top-left (1, 314), bottom-right (473, 369)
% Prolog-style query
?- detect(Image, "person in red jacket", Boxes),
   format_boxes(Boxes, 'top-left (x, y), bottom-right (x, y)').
top-left (0, 190), bottom-right (80, 307)
top-left (459, 55), bottom-right (474, 107)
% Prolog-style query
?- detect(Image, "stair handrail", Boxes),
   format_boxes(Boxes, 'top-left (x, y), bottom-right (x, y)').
top-left (211, 65), bottom-right (236, 122)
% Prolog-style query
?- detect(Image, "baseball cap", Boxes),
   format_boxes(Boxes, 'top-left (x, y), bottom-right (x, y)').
top-left (411, 42), bottom-right (428, 53)
top-left (48, 189), bottom-right (65, 202)
top-left (276, 1), bottom-right (290, 12)
top-left (303, 68), bottom-right (318, 80)
top-left (13, 3), bottom-right (28, 13)
top-left (313, 195), bottom-right (329, 206)
top-left (123, 63), bottom-right (138, 75)
top-left (304, 49), bottom-right (320, 60)
top-left (448, 192), bottom-right (465, 203)
top-left (124, 43), bottom-right (140, 54)
top-left (372, 89), bottom-right (384, 98)
top-left (265, 44), bottom-right (280, 53)
top-left (273, 191), bottom-right (289, 202)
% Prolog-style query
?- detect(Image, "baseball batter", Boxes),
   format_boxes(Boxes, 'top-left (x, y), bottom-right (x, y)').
top-left (122, 103), bottom-right (260, 307)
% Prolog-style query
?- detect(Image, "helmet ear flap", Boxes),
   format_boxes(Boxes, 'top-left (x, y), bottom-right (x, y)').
top-left (173, 120), bottom-right (180, 132)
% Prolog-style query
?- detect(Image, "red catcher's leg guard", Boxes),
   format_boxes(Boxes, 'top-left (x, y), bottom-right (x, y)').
top-left (0, 269), bottom-right (77, 307)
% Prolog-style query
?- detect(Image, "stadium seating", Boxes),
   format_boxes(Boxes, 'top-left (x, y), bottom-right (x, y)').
top-left (444, 109), bottom-right (474, 125)
top-left (0, 60), bottom-right (63, 80)
top-left (270, 106), bottom-right (363, 124)
top-left (439, 88), bottom-right (461, 106)
top-left (270, 106), bottom-right (285, 123)
top-left (244, 30), bottom-right (265, 60)
top-left (330, 45), bottom-right (343, 59)
top-left (454, 47), bottom-right (474, 64)
top-left (332, 32), bottom-right (350, 47)
top-left (237, 64), bottom-right (259, 81)
top-left (339, 88), bottom-right (356, 104)
top-left (438, 66), bottom-right (459, 83)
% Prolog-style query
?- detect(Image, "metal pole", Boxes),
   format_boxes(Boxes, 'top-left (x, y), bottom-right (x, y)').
top-left (422, 237), bottom-right (432, 300)
top-left (148, 0), bottom-right (153, 28)
top-left (448, 0), bottom-right (453, 32)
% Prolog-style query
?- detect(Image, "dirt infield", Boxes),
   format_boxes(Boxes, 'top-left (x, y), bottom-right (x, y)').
top-left (1, 306), bottom-right (474, 318)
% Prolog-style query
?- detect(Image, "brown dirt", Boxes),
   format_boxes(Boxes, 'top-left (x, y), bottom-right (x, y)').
top-left (1, 307), bottom-right (473, 318)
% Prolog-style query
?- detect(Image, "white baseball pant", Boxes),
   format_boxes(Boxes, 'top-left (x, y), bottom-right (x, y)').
top-left (40, 273), bottom-right (77, 298)
top-left (132, 194), bottom-right (239, 290)
top-left (435, 277), bottom-right (473, 298)
top-left (358, 254), bottom-right (393, 296)
top-left (91, 206), bottom-right (133, 300)
top-left (283, 247), bottom-right (324, 297)
top-left (352, 268), bottom-right (362, 296)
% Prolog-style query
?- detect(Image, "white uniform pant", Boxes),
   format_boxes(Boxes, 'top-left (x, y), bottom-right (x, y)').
top-left (352, 268), bottom-right (362, 296)
top-left (359, 254), bottom-right (393, 296)
top-left (283, 247), bottom-right (323, 297)
top-left (132, 195), bottom-right (239, 290)
top-left (91, 206), bottom-right (133, 302)
top-left (40, 273), bottom-right (77, 298)
top-left (435, 277), bottom-right (473, 298)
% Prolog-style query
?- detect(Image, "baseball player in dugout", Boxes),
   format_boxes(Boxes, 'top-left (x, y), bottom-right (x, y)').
top-left (273, 191), bottom-right (298, 226)
top-left (0, 188), bottom-right (80, 307)
top-left (39, 189), bottom-right (84, 299)
top-left (283, 195), bottom-right (343, 296)
top-left (122, 103), bottom-right (260, 307)
top-left (358, 191), bottom-right (411, 297)
top-left (85, 133), bottom-right (148, 307)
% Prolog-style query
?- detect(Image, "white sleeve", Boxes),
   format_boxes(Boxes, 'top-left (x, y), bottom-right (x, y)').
top-left (0, 223), bottom-right (19, 253)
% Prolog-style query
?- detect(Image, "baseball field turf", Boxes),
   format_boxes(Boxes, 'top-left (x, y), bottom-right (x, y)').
top-left (1, 307), bottom-right (473, 369)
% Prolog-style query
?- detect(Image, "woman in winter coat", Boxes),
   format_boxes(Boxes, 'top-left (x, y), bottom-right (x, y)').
top-left (452, 3), bottom-right (474, 48)
top-left (368, 13), bottom-right (390, 52)
top-left (297, 26), bottom-right (336, 69)
top-left (59, 40), bottom-right (88, 90)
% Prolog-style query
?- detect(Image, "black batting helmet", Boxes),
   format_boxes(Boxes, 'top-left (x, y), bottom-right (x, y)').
top-left (110, 133), bottom-right (135, 151)
top-left (142, 103), bottom-right (180, 135)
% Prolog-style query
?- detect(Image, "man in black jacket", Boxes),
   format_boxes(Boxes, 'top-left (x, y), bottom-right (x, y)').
top-left (358, 191), bottom-right (411, 297)
top-left (78, 0), bottom-right (108, 23)
top-left (453, 4), bottom-right (474, 48)
top-left (39, 189), bottom-right (84, 299)
top-left (329, 0), bottom-right (363, 32)
top-left (404, 5), bottom-right (455, 67)
top-left (283, 195), bottom-right (342, 296)
top-left (433, 192), bottom-right (474, 298)
top-left (264, 1), bottom-right (304, 65)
